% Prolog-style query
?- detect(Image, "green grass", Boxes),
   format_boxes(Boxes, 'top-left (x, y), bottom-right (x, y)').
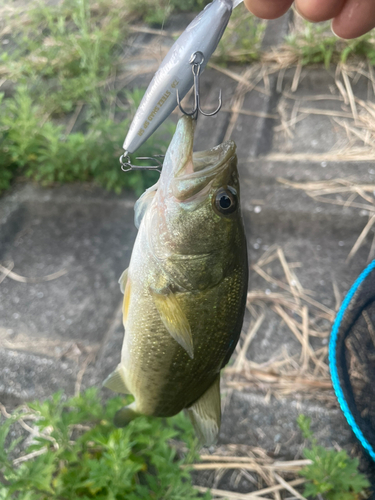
top-left (297, 415), bottom-right (370, 500)
top-left (0, 0), bottom-right (178, 196)
top-left (0, 0), bottom-right (132, 122)
top-left (125, 0), bottom-right (210, 26)
top-left (0, 85), bottom-right (172, 196)
top-left (0, 391), bottom-right (371, 499)
top-left (0, 388), bottom-right (210, 500)
top-left (285, 20), bottom-right (375, 67)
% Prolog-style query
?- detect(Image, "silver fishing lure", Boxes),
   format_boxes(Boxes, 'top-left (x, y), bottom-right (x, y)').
top-left (121, 0), bottom-right (243, 171)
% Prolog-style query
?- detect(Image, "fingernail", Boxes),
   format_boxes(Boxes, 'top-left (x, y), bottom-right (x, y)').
top-left (331, 21), bottom-right (339, 37)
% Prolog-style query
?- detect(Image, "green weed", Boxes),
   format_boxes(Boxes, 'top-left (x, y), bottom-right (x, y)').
top-left (125, 0), bottom-right (210, 26)
top-left (297, 415), bottom-right (370, 499)
top-left (1, 0), bottom-right (126, 114)
top-left (0, 0), bottom-right (176, 196)
top-left (285, 21), bottom-right (375, 67)
top-left (0, 388), bottom-right (210, 500)
top-left (169, 0), bottom-right (210, 12)
top-left (0, 86), bottom-right (173, 196)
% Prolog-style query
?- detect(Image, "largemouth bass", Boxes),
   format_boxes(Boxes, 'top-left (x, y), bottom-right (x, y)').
top-left (104, 116), bottom-right (248, 445)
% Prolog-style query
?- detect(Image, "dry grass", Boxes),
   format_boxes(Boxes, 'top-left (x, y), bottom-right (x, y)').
top-left (269, 65), bottom-right (375, 162)
top-left (228, 58), bottom-right (375, 266)
top-left (177, 55), bottom-right (370, 408)
top-left (223, 245), bottom-right (334, 406)
top-left (208, 245), bottom-right (345, 497)
top-left (0, 261), bottom-right (67, 284)
top-left (192, 444), bottom-right (309, 499)
top-left (277, 178), bottom-right (375, 262)
top-left (0, 329), bottom-right (99, 361)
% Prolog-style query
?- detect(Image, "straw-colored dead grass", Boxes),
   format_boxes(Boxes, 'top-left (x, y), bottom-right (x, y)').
top-left (223, 245), bottom-right (334, 407)
top-left (278, 178), bottom-right (375, 262)
top-left (192, 444), bottom-right (310, 500)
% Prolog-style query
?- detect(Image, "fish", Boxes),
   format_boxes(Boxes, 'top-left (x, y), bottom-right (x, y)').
top-left (104, 115), bottom-right (248, 446)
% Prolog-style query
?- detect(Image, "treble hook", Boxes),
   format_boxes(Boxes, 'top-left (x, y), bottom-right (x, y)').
top-left (177, 51), bottom-right (222, 119)
top-left (119, 152), bottom-right (164, 173)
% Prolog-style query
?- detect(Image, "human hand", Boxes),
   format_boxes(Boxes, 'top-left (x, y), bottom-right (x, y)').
top-left (243, 0), bottom-right (375, 39)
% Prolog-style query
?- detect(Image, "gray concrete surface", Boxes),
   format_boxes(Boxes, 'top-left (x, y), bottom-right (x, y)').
top-left (1, 9), bottom-right (375, 490)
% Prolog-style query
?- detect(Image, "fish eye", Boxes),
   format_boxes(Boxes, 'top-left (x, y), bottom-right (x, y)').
top-left (214, 186), bottom-right (238, 216)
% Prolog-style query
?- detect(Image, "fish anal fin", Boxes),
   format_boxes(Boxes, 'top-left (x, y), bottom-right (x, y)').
top-left (114, 402), bottom-right (139, 427)
top-left (118, 268), bottom-right (128, 294)
top-left (103, 364), bottom-right (131, 395)
top-left (151, 289), bottom-right (194, 359)
top-left (187, 375), bottom-right (221, 446)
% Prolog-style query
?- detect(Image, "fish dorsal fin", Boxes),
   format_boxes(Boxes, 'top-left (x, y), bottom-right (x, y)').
top-left (134, 182), bottom-right (158, 229)
top-left (187, 375), bottom-right (221, 446)
top-left (151, 289), bottom-right (194, 359)
top-left (103, 364), bottom-right (130, 394)
top-left (118, 268), bottom-right (128, 294)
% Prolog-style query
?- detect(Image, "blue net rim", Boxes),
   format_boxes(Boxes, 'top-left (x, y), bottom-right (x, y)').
top-left (329, 259), bottom-right (375, 461)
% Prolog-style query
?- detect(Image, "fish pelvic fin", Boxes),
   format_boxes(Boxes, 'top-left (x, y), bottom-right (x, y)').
top-left (186, 374), bottom-right (221, 446)
top-left (118, 268), bottom-right (128, 294)
top-left (103, 364), bottom-right (131, 395)
top-left (151, 289), bottom-right (194, 359)
top-left (114, 402), bottom-right (139, 427)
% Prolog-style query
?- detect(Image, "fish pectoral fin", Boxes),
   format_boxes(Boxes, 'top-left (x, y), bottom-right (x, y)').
top-left (186, 375), bottom-right (221, 446)
top-left (134, 182), bottom-right (158, 229)
top-left (118, 268), bottom-right (128, 294)
top-left (103, 364), bottom-right (131, 394)
top-left (151, 289), bottom-right (194, 359)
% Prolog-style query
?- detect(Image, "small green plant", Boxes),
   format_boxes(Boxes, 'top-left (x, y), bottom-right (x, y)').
top-left (297, 415), bottom-right (370, 499)
top-left (0, 0), bottom-right (177, 196)
top-left (285, 21), bottom-right (375, 67)
top-left (125, 0), bottom-right (210, 26)
top-left (0, 388), bottom-right (210, 499)
top-left (2, 0), bottom-right (127, 114)
top-left (0, 86), bottom-right (173, 196)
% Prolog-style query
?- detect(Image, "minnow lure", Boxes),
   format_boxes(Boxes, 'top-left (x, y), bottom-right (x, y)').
top-left (121, 0), bottom-right (244, 170)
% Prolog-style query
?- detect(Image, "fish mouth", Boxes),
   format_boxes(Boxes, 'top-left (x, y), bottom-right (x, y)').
top-left (193, 141), bottom-right (236, 176)
top-left (164, 116), bottom-right (237, 202)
